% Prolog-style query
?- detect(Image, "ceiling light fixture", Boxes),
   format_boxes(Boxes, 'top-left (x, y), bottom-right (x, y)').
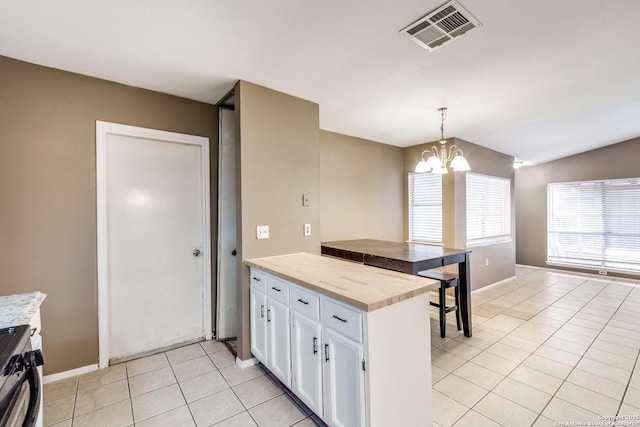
top-left (415, 107), bottom-right (471, 174)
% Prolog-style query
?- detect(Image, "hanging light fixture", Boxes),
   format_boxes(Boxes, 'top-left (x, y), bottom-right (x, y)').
top-left (415, 107), bottom-right (471, 174)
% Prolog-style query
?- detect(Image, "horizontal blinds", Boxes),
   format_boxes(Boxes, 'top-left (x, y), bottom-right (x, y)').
top-left (408, 173), bottom-right (442, 244)
top-left (547, 178), bottom-right (640, 273)
top-left (466, 173), bottom-right (511, 244)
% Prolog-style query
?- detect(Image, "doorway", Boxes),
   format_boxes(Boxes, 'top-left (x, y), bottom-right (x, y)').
top-left (96, 121), bottom-right (212, 367)
top-left (216, 93), bottom-right (239, 342)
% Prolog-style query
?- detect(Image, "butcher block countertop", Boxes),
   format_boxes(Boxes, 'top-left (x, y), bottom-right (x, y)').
top-left (245, 252), bottom-right (438, 312)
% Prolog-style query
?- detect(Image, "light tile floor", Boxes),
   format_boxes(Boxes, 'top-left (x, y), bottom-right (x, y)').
top-left (432, 266), bottom-right (640, 427)
top-left (43, 339), bottom-right (322, 427)
top-left (43, 266), bottom-right (640, 426)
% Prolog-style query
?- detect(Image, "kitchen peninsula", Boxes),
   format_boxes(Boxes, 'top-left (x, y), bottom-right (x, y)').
top-left (245, 253), bottom-right (438, 427)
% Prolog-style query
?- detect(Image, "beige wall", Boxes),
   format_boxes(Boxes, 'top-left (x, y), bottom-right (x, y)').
top-left (516, 137), bottom-right (640, 277)
top-left (236, 81), bottom-right (320, 360)
top-left (0, 56), bottom-right (217, 374)
top-left (319, 130), bottom-right (404, 242)
top-left (403, 138), bottom-right (516, 290)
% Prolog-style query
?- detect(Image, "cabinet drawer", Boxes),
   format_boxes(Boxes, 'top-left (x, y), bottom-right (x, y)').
top-left (290, 286), bottom-right (319, 321)
top-left (267, 276), bottom-right (289, 304)
top-left (250, 268), bottom-right (267, 293)
top-left (322, 299), bottom-right (363, 343)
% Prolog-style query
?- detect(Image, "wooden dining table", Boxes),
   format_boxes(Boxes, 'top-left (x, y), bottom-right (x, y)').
top-left (321, 238), bottom-right (473, 337)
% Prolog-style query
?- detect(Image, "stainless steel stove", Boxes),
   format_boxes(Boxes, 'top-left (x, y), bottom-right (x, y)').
top-left (0, 325), bottom-right (44, 427)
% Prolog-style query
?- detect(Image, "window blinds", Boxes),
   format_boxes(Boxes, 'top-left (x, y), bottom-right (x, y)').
top-left (466, 173), bottom-right (511, 245)
top-left (408, 172), bottom-right (442, 244)
top-left (547, 178), bottom-right (640, 273)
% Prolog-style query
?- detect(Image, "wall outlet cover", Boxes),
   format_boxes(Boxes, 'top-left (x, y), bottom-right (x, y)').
top-left (257, 225), bottom-right (269, 239)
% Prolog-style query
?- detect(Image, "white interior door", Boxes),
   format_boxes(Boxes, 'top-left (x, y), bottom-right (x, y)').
top-left (216, 107), bottom-right (238, 339)
top-left (97, 121), bottom-right (211, 366)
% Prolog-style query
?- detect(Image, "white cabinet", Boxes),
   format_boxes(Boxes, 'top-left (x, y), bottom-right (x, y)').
top-left (323, 326), bottom-right (365, 427)
top-left (249, 275), bottom-right (267, 363)
top-left (321, 297), bottom-right (365, 427)
top-left (29, 307), bottom-right (44, 427)
top-left (248, 266), bottom-right (432, 427)
top-left (290, 287), bottom-right (323, 415)
top-left (249, 271), bottom-right (291, 387)
top-left (267, 296), bottom-right (291, 386)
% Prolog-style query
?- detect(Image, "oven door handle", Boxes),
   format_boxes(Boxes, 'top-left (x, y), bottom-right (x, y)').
top-left (23, 349), bottom-right (45, 427)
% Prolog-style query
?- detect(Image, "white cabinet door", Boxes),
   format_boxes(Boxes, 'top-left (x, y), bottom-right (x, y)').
top-left (250, 288), bottom-right (267, 363)
top-left (323, 327), bottom-right (365, 427)
top-left (291, 311), bottom-right (323, 415)
top-left (268, 298), bottom-right (291, 386)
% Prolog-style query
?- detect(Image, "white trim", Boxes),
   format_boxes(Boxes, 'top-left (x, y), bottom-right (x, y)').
top-left (466, 236), bottom-right (512, 248)
top-left (545, 260), bottom-right (640, 277)
top-left (96, 121), bottom-right (211, 369)
top-left (236, 357), bottom-right (258, 369)
top-left (470, 275), bottom-right (516, 295)
top-left (516, 263), bottom-right (619, 280)
top-left (43, 364), bottom-right (99, 384)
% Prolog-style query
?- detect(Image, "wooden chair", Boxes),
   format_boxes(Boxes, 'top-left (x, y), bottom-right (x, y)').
top-left (418, 269), bottom-right (461, 338)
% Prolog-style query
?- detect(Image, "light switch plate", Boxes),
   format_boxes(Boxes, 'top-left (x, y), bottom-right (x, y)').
top-left (302, 193), bottom-right (311, 207)
top-left (257, 225), bottom-right (269, 239)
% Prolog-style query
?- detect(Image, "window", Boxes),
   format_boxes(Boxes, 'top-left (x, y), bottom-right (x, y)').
top-left (408, 172), bottom-right (442, 244)
top-left (547, 178), bottom-right (640, 274)
top-left (466, 173), bottom-right (511, 246)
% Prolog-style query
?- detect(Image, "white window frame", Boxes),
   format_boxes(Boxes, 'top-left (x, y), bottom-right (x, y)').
top-left (408, 172), bottom-right (443, 245)
top-left (466, 172), bottom-right (512, 247)
top-left (547, 177), bottom-right (640, 275)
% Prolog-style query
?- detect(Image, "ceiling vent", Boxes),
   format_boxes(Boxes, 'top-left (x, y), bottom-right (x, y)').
top-left (400, 0), bottom-right (481, 51)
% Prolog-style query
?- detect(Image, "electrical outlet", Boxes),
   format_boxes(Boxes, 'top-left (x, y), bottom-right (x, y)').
top-left (256, 225), bottom-right (269, 239)
top-left (598, 270), bottom-right (607, 276)
top-left (304, 223), bottom-right (311, 236)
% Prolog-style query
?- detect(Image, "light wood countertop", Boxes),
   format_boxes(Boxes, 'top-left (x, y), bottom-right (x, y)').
top-left (245, 253), bottom-right (438, 312)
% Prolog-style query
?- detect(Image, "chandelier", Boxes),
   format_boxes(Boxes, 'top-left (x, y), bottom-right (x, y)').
top-left (415, 107), bottom-right (471, 174)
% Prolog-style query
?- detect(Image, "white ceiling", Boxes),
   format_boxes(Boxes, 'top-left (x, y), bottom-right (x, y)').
top-left (2, 0), bottom-right (640, 164)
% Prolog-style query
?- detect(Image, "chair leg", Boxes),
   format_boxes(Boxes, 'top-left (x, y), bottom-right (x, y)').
top-left (439, 284), bottom-right (446, 338)
top-left (454, 284), bottom-right (462, 331)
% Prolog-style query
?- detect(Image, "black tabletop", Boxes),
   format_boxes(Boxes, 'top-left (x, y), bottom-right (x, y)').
top-left (321, 239), bottom-right (469, 262)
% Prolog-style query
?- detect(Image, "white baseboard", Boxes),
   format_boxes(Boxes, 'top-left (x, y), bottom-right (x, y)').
top-left (44, 364), bottom-right (99, 384)
top-left (472, 274), bottom-right (517, 295)
top-left (236, 357), bottom-right (258, 369)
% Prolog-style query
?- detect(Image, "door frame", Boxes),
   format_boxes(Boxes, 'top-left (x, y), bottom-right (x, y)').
top-left (96, 120), bottom-right (212, 368)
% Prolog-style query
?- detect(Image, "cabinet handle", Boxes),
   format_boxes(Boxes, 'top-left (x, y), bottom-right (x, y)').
top-left (324, 343), bottom-right (330, 362)
top-left (271, 286), bottom-right (282, 292)
top-left (332, 314), bottom-right (348, 323)
top-left (253, 277), bottom-right (261, 281)
top-left (297, 298), bottom-right (309, 305)
top-left (260, 305), bottom-right (264, 318)
top-left (267, 308), bottom-right (271, 322)
top-left (313, 337), bottom-right (317, 354)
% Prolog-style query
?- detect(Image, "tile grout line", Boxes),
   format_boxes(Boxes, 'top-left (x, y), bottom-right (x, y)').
top-left (125, 362), bottom-right (135, 427)
top-left (446, 275), bottom-right (617, 426)
top-left (529, 278), bottom-right (634, 425)
top-left (436, 275), bottom-right (577, 426)
top-left (616, 349), bottom-right (640, 417)
top-left (171, 345), bottom-right (199, 427)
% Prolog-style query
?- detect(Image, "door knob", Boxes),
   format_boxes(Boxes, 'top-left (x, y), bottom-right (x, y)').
top-left (193, 249), bottom-right (201, 257)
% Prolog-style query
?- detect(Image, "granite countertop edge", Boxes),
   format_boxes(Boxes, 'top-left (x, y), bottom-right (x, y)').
top-left (0, 291), bottom-right (47, 329)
